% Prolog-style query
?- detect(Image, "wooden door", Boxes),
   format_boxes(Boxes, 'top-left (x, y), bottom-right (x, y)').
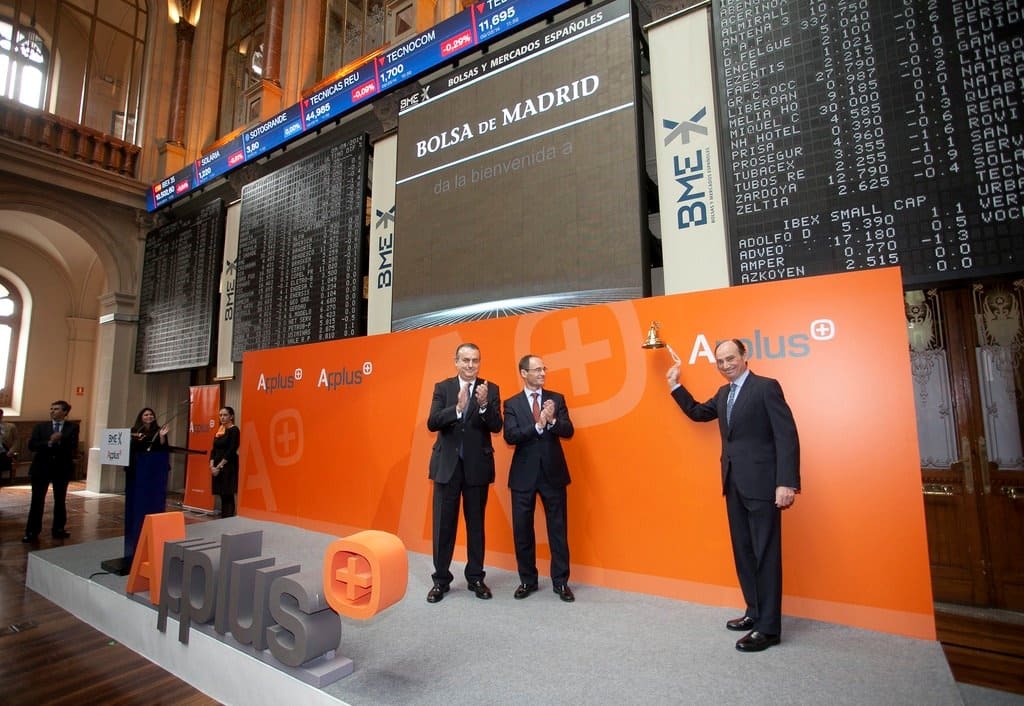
top-left (907, 278), bottom-right (1024, 610)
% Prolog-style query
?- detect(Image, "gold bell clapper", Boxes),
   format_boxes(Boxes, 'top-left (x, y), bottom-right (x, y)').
top-left (641, 321), bottom-right (681, 364)
top-left (642, 322), bottom-right (666, 349)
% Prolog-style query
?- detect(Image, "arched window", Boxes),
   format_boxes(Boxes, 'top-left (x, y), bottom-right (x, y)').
top-left (0, 276), bottom-right (24, 408)
top-left (0, 16), bottom-right (49, 108)
top-left (219, 0), bottom-right (266, 137)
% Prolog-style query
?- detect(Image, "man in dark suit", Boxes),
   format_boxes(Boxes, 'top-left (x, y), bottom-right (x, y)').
top-left (426, 343), bottom-right (503, 603)
top-left (503, 354), bottom-right (576, 602)
top-left (0, 408), bottom-right (19, 479)
top-left (667, 339), bottom-right (800, 652)
top-left (23, 400), bottom-right (80, 543)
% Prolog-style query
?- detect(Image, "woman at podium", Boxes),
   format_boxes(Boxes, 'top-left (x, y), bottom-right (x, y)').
top-left (118, 407), bottom-right (171, 570)
top-left (130, 407), bottom-right (169, 462)
top-left (210, 406), bottom-right (239, 517)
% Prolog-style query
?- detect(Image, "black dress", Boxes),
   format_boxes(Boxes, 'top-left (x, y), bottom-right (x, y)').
top-left (210, 425), bottom-right (239, 516)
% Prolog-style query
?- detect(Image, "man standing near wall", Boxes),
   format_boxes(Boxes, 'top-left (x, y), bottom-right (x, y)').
top-left (504, 354), bottom-right (576, 602)
top-left (23, 400), bottom-right (79, 543)
top-left (0, 409), bottom-right (19, 481)
top-left (666, 339), bottom-right (800, 652)
top-left (426, 343), bottom-right (503, 603)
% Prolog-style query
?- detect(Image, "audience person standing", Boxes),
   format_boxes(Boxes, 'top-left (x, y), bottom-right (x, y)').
top-left (0, 408), bottom-right (19, 480)
top-left (23, 400), bottom-right (79, 542)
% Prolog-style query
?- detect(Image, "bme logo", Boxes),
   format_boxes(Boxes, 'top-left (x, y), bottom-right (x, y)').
top-left (375, 205), bottom-right (395, 289)
top-left (663, 107), bottom-right (710, 231)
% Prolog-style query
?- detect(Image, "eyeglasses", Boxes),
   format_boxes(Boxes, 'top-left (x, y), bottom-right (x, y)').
top-left (527, 367), bottom-right (547, 373)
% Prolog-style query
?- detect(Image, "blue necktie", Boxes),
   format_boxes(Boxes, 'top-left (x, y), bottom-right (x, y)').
top-left (726, 383), bottom-right (737, 424)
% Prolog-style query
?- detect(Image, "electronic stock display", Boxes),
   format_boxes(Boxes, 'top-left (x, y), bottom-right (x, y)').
top-left (717, 0), bottom-right (1024, 285)
top-left (147, 0), bottom-right (579, 211)
top-left (231, 136), bottom-right (367, 360)
top-left (135, 200), bottom-right (224, 373)
top-left (392, 0), bottom-right (645, 329)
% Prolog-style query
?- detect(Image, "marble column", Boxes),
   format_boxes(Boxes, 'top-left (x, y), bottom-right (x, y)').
top-left (86, 292), bottom-right (139, 493)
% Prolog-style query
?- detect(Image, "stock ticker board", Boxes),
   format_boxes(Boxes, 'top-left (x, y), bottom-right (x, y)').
top-left (231, 136), bottom-right (368, 361)
top-left (135, 200), bottom-right (224, 373)
top-left (717, 0), bottom-right (1023, 286)
top-left (147, 0), bottom-right (576, 211)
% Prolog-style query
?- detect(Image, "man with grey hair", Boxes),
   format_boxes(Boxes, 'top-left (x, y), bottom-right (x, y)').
top-left (426, 343), bottom-right (503, 603)
top-left (667, 339), bottom-right (800, 652)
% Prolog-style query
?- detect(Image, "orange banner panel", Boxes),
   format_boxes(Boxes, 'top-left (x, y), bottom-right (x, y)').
top-left (239, 268), bottom-right (934, 638)
top-left (184, 385), bottom-right (220, 511)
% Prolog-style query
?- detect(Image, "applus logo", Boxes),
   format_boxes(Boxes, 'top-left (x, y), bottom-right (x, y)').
top-left (686, 321), bottom-right (837, 364)
top-left (256, 363), bottom-right (375, 394)
top-left (256, 370), bottom-right (301, 394)
top-left (317, 361), bottom-right (373, 390)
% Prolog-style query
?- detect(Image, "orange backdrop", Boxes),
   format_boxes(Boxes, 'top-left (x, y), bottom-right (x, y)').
top-left (239, 267), bottom-right (934, 638)
top-left (184, 385), bottom-right (219, 511)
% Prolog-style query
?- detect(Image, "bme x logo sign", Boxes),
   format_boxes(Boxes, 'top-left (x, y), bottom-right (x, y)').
top-left (663, 107), bottom-right (708, 146)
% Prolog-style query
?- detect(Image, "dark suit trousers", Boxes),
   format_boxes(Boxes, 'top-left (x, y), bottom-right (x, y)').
top-left (26, 472), bottom-right (69, 537)
top-left (432, 460), bottom-right (488, 586)
top-left (725, 479), bottom-right (783, 635)
top-left (511, 478), bottom-right (570, 587)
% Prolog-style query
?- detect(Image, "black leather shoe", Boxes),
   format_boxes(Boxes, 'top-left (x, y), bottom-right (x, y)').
top-left (51, 530), bottom-right (71, 539)
top-left (426, 584), bottom-right (449, 603)
top-left (21, 534), bottom-right (38, 543)
top-left (726, 615), bottom-right (755, 631)
top-left (553, 584), bottom-right (575, 602)
top-left (468, 580), bottom-right (492, 599)
top-left (735, 631), bottom-right (781, 652)
top-left (513, 583), bottom-right (538, 600)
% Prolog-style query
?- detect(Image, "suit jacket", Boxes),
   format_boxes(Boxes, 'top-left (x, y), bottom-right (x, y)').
top-left (503, 389), bottom-right (574, 491)
top-left (0, 421), bottom-right (18, 454)
top-left (0, 421), bottom-right (17, 471)
top-left (671, 371), bottom-right (799, 500)
top-left (27, 420), bottom-right (79, 480)
top-left (427, 376), bottom-right (502, 486)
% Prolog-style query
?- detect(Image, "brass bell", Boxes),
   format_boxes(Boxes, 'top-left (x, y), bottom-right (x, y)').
top-left (641, 321), bottom-right (666, 349)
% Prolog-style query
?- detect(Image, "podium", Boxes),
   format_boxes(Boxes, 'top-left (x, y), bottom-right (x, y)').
top-left (101, 448), bottom-right (199, 576)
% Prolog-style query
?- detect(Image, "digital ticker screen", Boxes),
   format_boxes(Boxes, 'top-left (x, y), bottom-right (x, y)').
top-left (135, 201), bottom-right (224, 373)
top-left (392, 0), bottom-right (645, 329)
top-left (232, 136), bottom-right (368, 360)
top-left (716, 0), bottom-right (1024, 286)
top-left (147, 0), bottom-right (581, 211)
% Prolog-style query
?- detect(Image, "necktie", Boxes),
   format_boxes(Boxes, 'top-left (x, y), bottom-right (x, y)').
top-left (726, 383), bottom-right (737, 424)
top-left (54, 421), bottom-right (61, 433)
top-left (531, 392), bottom-right (541, 423)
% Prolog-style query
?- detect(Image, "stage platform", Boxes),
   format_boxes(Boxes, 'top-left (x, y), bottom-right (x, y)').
top-left (27, 517), bottom-right (967, 705)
